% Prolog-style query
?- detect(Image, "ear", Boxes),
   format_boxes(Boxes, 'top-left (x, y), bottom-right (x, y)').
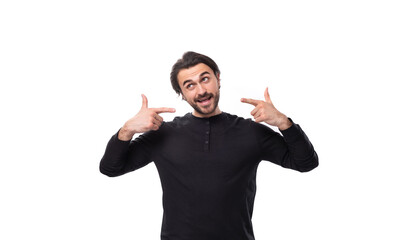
top-left (181, 94), bottom-right (186, 101)
top-left (217, 73), bottom-right (221, 88)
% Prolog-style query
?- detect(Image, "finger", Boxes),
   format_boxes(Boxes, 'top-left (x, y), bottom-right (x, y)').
top-left (151, 123), bottom-right (160, 131)
top-left (241, 98), bottom-right (260, 106)
top-left (250, 107), bottom-right (260, 116)
top-left (153, 113), bottom-right (163, 123)
top-left (264, 87), bottom-right (272, 104)
top-left (254, 117), bottom-right (263, 123)
top-left (253, 111), bottom-right (262, 120)
top-left (152, 107), bottom-right (176, 114)
top-left (254, 115), bottom-right (266, 123)
top-left (141, 94), bottom-right (148, 109)
top-left (152, 118), bottom-right (162, 127)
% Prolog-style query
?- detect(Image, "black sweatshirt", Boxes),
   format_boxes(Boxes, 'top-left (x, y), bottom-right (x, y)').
top-left (100, 112), bottom-right (318, 240)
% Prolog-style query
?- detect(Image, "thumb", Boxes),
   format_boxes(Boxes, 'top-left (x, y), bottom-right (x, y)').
top-left (264, 87), bottom-right (272, 104)
top-left (141, 94), bottom-right (148, 109)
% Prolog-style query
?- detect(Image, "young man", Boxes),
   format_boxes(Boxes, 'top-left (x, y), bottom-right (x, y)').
top-left (100, 51), bottom-right (319, 240)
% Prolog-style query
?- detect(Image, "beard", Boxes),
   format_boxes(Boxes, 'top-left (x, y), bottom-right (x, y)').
top-left (189, 90), bottom-right (220, 117)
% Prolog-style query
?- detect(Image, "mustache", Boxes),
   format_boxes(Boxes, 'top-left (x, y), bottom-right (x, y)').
top-left (195, 93), bottom-right (213, 102)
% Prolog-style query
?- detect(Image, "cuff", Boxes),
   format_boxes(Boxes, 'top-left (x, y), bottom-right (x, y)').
top-left (114, 127), bottom-right (134, 143)
top-left (279, 118), bottom-right (303, 142)
top-left (110, 128), bottom-right (132, 151)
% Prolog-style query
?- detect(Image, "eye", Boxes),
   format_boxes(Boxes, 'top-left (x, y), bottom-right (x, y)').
top-left (186, 83), bottom-right (194, 89)
top-left (202, 77), bottom-right (209, 82)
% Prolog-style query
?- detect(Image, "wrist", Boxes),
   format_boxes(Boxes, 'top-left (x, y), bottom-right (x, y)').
top-left (118, 127), bottom-right (134, 141)
top-left (278, 117), bottom-right (292, 131)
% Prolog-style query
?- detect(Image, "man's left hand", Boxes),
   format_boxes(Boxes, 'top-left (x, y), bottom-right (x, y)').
top-left (241, 87), bottom-right (292, 131)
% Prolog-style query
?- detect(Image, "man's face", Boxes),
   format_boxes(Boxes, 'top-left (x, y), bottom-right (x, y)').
top-left (177, 63), bottom-right (221, 118)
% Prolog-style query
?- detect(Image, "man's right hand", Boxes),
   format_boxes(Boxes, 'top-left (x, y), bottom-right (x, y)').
top-left (118, 94), bottom-right (176, 141)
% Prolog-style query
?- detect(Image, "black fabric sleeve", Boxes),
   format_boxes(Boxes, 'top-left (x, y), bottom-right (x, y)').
top-left (99, 129), bottom-right (160, 177)
top-left (256, 119), bottom-right (319, 172)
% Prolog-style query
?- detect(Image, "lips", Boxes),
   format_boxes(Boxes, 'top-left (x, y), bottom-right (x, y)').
top-left (196, 95), bottom-right (212, 102)
top-left (196, 95), bottom-right (213, 106)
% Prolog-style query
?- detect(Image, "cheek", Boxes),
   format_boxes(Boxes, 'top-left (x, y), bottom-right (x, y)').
top-left (212, 82), bottom-right (220, 92)
top-left (184, 92), bottom-right (196, 102)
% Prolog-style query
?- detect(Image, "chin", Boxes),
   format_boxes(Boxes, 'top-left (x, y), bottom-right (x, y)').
top-left (200, 106), bottom-right (220, 116)
top-left (190, 93), bottom-right (220, 117)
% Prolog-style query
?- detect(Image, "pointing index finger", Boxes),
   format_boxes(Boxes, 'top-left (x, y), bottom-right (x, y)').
top-left (241, 98), bottom-right (260, 106)
top-left (152, 107), bottom-right (176, 114)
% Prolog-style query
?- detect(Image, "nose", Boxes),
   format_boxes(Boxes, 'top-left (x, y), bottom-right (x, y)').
top-left (197, 84), bottom-right (206, 95)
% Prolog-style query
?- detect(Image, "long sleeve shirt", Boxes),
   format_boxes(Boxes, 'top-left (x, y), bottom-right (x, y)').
top-left (100, 112), bottom-right (318, 240)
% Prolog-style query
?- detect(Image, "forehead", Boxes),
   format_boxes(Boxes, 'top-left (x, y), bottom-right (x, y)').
top-left (177, 63), bottom-right (213, 84)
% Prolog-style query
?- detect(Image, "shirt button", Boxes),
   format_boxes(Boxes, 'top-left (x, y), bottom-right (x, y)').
top-left (205, 141), bottom-right (209, 144)
top-left (206, 131), bottom-right (209, 134)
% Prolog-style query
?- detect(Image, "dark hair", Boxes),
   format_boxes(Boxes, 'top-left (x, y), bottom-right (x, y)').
top-left (170, 51), bottom-right (220, 95)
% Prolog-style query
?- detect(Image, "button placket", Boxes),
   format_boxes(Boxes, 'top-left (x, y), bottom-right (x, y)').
top-left (204, 120), bottom-right (210, 151)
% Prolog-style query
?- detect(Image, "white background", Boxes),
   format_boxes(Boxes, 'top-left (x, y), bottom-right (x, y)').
top-left (1, 0), bottom-right (409, 239)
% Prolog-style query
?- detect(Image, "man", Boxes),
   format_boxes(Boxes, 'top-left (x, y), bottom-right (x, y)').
top-left (100, 51), bottom-right (318, 240)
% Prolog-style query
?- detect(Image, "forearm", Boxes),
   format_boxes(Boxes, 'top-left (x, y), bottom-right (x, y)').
top-left (118, 126), bottom-right (135, 141)
top-left (99, 130), bottom-right (133, 177)
top-left (100, 128), bottom-right (157, 177)
top-left (280, 122), bottom-right (319, 172)
top-left (277, 116), bottom-right (292, 131)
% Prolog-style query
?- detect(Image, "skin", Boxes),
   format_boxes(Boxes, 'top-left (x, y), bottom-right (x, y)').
top-left (241, 87), bottom-right (292, 131)
top-left (118, 94), bottom-right (175, 141)
top-left (177, 63), bottom-right (221, 118)
top-left (118, 63), bottom-right (291, 141)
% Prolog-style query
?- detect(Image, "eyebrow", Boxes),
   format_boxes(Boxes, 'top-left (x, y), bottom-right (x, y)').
top-left (182, 71), bottom-right (210, 86)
